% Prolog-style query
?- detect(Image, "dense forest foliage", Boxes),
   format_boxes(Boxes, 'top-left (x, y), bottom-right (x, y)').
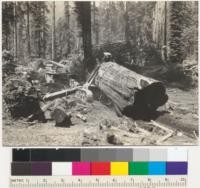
top-left (2, 1), bottom-right (198, 75)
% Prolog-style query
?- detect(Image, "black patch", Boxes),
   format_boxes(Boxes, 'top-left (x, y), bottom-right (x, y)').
top-left (122, 82), bottom-right (168, 121)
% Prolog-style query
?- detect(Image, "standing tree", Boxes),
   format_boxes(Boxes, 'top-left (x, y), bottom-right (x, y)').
top-left (26, 2), bottom-right (31, 57)
top-left (13, 2), bottom-right (18, 59)
top-left (168, 2), bottom-right (185, 65)
top-left (92, 2), bottom-right (99, 45)
top-left (106, 3), bottom-right (112, 43)
top-left (41, 3), bottom-right (49, 59)
top-left (64, 1), bottom-right (71, 55)
top-left (3, 2), bottom-right (35, 61)
top-left (56, 2), bottom-right (80, 59)
top-left (17, 2), bottom-right (27, 61)
top-left (31, 1), bottom-right (49, 58)
top-left (124, 2), bottom-right (130, 44)
top-left (12, 2), bottom-right (26, 61)
top-left (2, 2), bottom-right (14, 50)
top-left (181, 1), bottom-right (198, 61)
top-left (75, 2), bottom-right (93, 73)
top-left (52, 1), bottom-right (56, 60)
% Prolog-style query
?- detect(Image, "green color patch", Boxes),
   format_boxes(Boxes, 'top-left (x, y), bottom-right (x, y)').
top-left (129, 162), bottom-right (148, 175)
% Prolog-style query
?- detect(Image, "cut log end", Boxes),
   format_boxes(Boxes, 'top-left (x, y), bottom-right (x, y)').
top-left (51, 107), bottom-right (72, 127)
top-left (122, 82), bottom-right (168, 121)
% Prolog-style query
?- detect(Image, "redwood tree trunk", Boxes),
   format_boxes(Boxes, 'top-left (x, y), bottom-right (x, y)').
top-left (75, 2), bottom-right (94, 73)
top-left (82, 2), bottom-right (93, 72)
top-left (52, 1), bottom-right (56, 60)
top-left (26, 2), bottom-right (31, 57)
top-left (92, 2), bottom-right (99, 45)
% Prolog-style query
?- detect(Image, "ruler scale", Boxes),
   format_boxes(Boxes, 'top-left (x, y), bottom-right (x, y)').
top-left (10, 176), bottom-right (187, 188)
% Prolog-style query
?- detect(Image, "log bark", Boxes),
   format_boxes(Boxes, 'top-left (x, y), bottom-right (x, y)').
top-left (95, 62), bottom-right (168, 120)
top-left (43, 86), bottom-right (81, 101)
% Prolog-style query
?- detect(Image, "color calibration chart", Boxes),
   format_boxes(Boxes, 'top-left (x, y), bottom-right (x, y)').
top-left (10, 148), bottom-right (188, 188)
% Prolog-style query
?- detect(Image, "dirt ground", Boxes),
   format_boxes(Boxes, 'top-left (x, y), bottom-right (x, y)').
top-left (2, 86), bottom-right (198, 146)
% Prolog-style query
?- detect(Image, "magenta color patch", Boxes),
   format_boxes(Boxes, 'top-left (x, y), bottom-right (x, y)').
top-left (72, 162), bottom-right (91, 175)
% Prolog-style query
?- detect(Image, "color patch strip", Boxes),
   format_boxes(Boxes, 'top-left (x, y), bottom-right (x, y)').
top-left (13, 149), bottom-right (30, 162)
top-left (166, 162), bottom-right (188, 175)
top-left (72, 162), bottom-right (91, 175)
top-left (167, 149), bottom-right (187, 161)
top-left (52, 162), bottom-right (72, 176)
top-left (13, 148), bottom-right (188, 162)
top-left (11, 162), bottom-right (31, 176)
top-left (133, 149), bottom-right (149, 161)
top-left (111, 162), bottom-right (128, 175)
top-left (97, 149), bottom-right (117, 161)
top-left (31, 162), bottom-right (52, 176)
top-left (149, 149), bottom-right (167, 161)
top-left (81, 149), bottom-right (100, 161)
top-left (115, 149), bottom-right (133, 161)
top-left (91, 162), bottom-right (110, 175)
top-left (11, 161), bottom-right (188, 175)
top-left (31, 149), bottom-right (81, 161)
top-left (148, 162), bottom-right (166, 175)
top-left (129, 162), bottom-right (148, 175)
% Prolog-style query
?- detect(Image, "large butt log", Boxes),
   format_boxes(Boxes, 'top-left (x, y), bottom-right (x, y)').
top-left (95, 62), bottom-right (168, 120)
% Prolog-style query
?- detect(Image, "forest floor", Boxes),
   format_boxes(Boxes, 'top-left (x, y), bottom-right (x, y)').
top-left (3, 86), bottom-right (198, 146)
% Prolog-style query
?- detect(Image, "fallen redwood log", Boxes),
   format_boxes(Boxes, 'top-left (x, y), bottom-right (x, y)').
top-left (95, 62), bottom-right (168, 120)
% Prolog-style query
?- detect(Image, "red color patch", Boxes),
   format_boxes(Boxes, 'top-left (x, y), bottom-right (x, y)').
top-left (91, 162), bottom-right (110, 175)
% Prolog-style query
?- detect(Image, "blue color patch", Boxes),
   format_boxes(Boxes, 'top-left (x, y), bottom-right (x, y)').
top-left (148, 162), bottom-right (166, 175)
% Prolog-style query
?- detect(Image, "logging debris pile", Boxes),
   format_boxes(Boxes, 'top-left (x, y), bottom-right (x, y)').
top-left (2, 54), bottom-right (198, 146)
top-left (182, 59), bottom-right (198, 85)
top-left (3, 77), bottom-right (43, 119)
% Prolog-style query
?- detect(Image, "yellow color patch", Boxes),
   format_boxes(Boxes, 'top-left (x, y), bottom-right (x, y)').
top-left (111, 162), bottom-right (128, 175)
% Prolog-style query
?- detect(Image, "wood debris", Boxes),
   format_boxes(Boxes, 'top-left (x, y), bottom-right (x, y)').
top-left (76, 113), bottom-right (87, 122)
top-left (148, 120), bottom-right (174, 144)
